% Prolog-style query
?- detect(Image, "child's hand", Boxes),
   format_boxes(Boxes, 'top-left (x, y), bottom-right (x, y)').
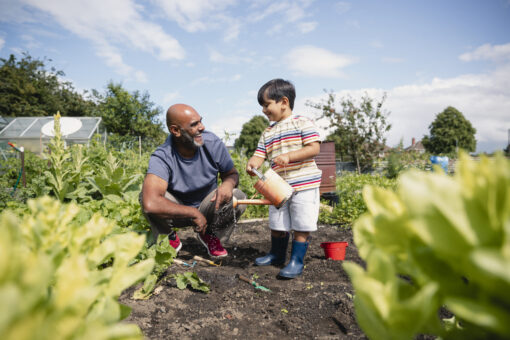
top-left (273, 154), bottom-right (290, 167)
top-left (246, 157), bottom-right (263, 176)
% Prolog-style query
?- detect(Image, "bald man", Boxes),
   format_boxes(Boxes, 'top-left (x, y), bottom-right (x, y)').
top-left (140, 104), bottom-right (246, 257)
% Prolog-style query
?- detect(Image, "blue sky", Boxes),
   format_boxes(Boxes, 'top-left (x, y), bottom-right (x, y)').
top-left (1, 0), bottom-right (509, 152)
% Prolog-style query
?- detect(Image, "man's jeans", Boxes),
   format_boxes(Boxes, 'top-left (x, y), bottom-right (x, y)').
top-left (139, 189), bottom-right (247, 244)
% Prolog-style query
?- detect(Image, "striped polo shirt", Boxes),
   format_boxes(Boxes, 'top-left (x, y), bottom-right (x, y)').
top-left (254, 114), bottom-right (322, 191)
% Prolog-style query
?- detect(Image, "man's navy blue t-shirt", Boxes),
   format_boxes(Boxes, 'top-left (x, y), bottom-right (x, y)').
top-left (147, 131), bottom-right (234, 207)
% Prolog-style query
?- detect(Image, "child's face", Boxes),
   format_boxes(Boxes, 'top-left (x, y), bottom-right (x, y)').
top-left (261, 94), bottom-right (289, 122)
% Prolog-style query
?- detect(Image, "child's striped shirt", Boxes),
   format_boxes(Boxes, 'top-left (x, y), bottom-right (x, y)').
top-left (254, 115), bottom-right (322, 191)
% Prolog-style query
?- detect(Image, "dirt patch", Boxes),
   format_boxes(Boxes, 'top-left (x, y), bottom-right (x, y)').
top-left (120, 220), bottom-right (367, 339)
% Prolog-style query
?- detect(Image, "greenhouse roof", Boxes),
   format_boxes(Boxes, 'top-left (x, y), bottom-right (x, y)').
top-left (0, 116), bottom-right (102, 140)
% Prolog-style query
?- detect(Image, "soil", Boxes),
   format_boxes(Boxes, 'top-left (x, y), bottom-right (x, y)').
top-left (119, 220), bottom-right (368, 340)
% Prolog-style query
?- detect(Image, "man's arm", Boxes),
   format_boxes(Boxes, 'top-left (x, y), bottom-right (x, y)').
top-left (141, 174), bottom-right (207, 233)
top-left (211, 167), bottom-right (239, 210)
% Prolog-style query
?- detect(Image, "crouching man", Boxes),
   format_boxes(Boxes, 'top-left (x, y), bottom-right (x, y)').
top-left (140, 103), bottom-right (246, 257)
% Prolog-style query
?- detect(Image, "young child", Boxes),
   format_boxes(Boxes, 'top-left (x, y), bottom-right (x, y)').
top-left (246, 78), bottom-right (322, 279)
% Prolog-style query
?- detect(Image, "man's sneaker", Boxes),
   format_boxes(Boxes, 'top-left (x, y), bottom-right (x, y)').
top-left (169, 231), bottom-right (182, 253)
top-left (197, 232), bottom-right (228, 258)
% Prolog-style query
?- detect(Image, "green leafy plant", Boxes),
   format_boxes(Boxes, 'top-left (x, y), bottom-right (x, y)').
top-left (43, 113), bottom-right (93, 202)
top-left (381, 141), bottom-right (430, 179)
top-left (318, 173), bottom-right (395, 225)
top-left (172, 272), bottom-right (210, 293)
top-left (307, 91), bottom-right (391, 173)
top-left (0, 196), bottom-right (154, 340)
top-left (344, 152), bottom-right (510, 340)
top-left (87, 152), bottom-right (142, 198)
top-left (231, 150), bottom-right (269, 219)
top-left (133, 234), bottom-right (177, 299)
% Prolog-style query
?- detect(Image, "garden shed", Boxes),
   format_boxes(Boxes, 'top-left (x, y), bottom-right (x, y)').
top-left (0, 116), bottom-right (103, 156)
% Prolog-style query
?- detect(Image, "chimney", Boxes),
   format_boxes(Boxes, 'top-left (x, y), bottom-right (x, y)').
top-left (412, 137), bottom-right (416, 146)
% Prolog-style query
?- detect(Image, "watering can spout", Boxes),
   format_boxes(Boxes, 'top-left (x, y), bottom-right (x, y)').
top-left (232, 197), bottom-right (272, 208)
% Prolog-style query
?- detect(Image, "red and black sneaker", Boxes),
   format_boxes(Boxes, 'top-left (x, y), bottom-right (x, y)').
top-left (197, 232), bottom-right (227, 258)
top-left (169, 231), bottom-right (182, 253)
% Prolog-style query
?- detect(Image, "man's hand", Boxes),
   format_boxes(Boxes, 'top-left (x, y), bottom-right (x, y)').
top-left (192, 210), bottom-right (207, 233)
top-left (211, 182), bottom-right (234, 211)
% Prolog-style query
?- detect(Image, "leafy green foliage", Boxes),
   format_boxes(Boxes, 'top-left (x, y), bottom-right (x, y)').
top-left (43, 114), bottom-right (93, 202)
top-left (344, 152), bottom-right (510, 340)
top-left (0, 53), bottom-right (96, 117)
top-left (172, 272), bottom-right (210, 293)
top-left (381, 141), bottom-right (431, 179)
top-left (132, 234), bottom-right (178, 299)
top-left (318, 173), bottom-right (395, 225)
top-left (307, 91), bottom-right (391, 173)
top-left (87, 152), bottom-right (142, 198)
top-left (0, 196), bottom-right (154, 340)
top-left (230, 150), bottom-right (269, 218)
top-left (234, 115), bottom-right (269, 156)
top-left (422, 106), bottom-right (476, 155)
top-left (93, 82), bottom-right (166, 144)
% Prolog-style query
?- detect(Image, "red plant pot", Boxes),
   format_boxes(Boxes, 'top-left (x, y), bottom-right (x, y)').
top-left (320, 242), bottom-right (348, 260)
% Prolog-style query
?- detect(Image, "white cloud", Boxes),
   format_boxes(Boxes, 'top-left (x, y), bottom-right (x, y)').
top-left (249, 0), bottom-right (317, 36)
top-left (0, 0), bottom-right (37, 23)
top-left (335, 1), bottom-right (351, 14)
top-left (286, 3), bottom-right (307, 22)
top-left (371, 40), bottom-right (384, 48)
top-left (153, 0), bottom-right (236, 32)
top-left (20, 34), bottom-right (40, 49)
top-left (250, 2), bottom-right (289, 22)
top-left (191, 74), bottom-right (242, 86)
top-left (162, 91), bottom-right (180, 105)
top-left (209, 48), bottom-right (254, 64)
top-left (297, 64), bottom-right (510, 151)
top-left (298, 21), bottom-right (317, 33)
top-left (266, 23), bottom-right (283, 35)
top-left (346, 20), bottom-right (360, 29)
top-left (382, 57), bottom-right (404, 64)
top-left (222, 19), bottom-right (241, 41)
top-left (284, 45), bottom-right (358, 77)
top-left (96, 44), bottom-right (148, 83)
top-left (19, 0), bottom-right (184, 81)
top-left (153, 0), bottom-right (241, 41)
top-left (24, 0), bottom-right (185, 60)
top-left (459, 42), bottom-right (510, 63)
top-left (0, 36), bottom-right (5, 51)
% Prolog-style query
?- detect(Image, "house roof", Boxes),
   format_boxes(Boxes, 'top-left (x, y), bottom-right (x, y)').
top-left (405, 140), bottom-right (425, 152)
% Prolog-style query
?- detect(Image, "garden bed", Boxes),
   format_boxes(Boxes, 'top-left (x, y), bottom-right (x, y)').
top-left (120, 220), bottom-right (367, 339)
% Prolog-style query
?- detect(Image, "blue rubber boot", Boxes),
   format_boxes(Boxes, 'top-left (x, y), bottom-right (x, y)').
top-left (255, 233), bottom-right (289, 266)
top-left (278, 239), bottom-right (309, 278)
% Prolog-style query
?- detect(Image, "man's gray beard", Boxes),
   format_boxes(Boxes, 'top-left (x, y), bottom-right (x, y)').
top-left (180, 129), bottom-right (203, 149)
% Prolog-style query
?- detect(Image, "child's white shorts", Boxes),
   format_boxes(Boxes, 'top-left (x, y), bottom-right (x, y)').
top-left (269, 187), bottom-right (320, 232)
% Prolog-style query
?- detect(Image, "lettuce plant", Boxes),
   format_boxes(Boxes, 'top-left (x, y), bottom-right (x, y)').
top-left (344, 152), bottom-right (510, 340)
top-left (0, 196), bottom-right (154, 340)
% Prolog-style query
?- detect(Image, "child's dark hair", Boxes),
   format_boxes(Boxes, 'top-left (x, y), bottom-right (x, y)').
top-left (257, 78), bottom-right (296, 110)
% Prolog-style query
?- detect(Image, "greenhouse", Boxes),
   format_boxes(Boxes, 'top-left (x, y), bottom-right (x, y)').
top-left (0, 116), bottom-right (103, 156)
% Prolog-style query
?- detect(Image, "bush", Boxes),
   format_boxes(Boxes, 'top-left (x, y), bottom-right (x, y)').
top-left (230, 151), bottom-right (269, 219)
top-left (0, 197), bottom-right (154, 340)
top-left (344, 152), bottom-right (510, 339)
top-left (319, 173), bottom-right (396, 225)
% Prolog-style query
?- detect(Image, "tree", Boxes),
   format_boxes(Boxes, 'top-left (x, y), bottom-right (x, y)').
top-left (0, 53), bottom-right (96, 117)
top-left (93, 82), bottom-right (166, 144)
top-left (422, 106), bottom-right (476, 155)
top-left (234, 115), bottom-right (269, 156)
top-left (307, 91), bottom-right (391, 173)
